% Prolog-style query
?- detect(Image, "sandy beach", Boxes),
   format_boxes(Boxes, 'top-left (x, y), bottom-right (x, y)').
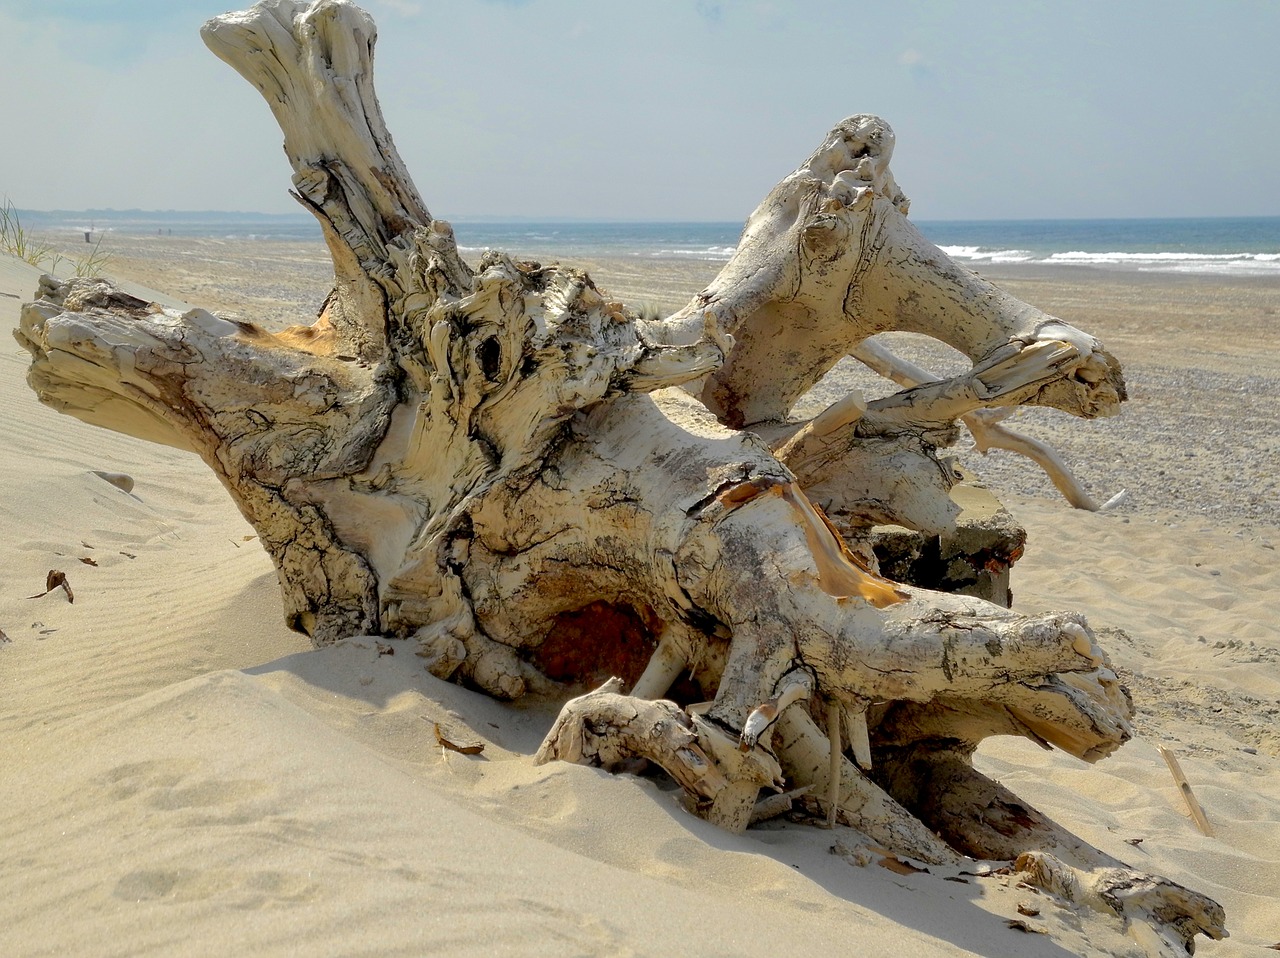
top-left (3, 236), bottom-right (1278, 956)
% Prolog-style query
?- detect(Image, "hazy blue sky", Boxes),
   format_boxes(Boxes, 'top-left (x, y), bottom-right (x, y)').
top-left (2, 0), bottom-right (1277, 221)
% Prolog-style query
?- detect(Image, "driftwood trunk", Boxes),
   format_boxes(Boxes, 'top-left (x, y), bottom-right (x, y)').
top-left (16, 2), bottom-right (1222, 954)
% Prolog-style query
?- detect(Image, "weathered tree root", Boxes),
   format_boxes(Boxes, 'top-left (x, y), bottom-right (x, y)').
top-left (14, 1), bottom-right (1222, 954)
top-left (649, 112), bottom-right (1124, 535)
top-left (1017, 851), bottom-right (1227, 956)
top-left (535, 678), bottom-right (783, 832)
top-left (538, 681), bottom-right (1225, 957)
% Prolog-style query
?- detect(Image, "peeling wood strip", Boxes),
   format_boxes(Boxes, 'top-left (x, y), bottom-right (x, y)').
top-left (780, 483), bottom-right (908, 608)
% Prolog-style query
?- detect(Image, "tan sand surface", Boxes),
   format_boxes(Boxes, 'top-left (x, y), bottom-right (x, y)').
top-left (3, 243), bottom-right (1278, 956)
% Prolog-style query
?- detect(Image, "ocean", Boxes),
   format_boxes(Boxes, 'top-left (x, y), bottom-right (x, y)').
top-left (21, 210), bottom-right (1280, 277)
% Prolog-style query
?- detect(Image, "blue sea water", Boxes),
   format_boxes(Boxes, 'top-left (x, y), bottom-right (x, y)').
top-left (456, 218), bottom-right (1280, 277)
top-left (919, 217), bottom-right (1280, 275)
top-left (23, 210), bottom-right (1280, 277)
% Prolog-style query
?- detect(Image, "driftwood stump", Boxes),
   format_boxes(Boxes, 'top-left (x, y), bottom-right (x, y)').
top-left (15, 2), bottom-right (1223, 953)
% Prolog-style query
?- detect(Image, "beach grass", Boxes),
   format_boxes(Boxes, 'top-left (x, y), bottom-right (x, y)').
top-left (1, 198), bottom-right (60, 270)
top-left (0, 198), bottom-right (110, 277)
top-left (71, 231), bottom-right (111, 277)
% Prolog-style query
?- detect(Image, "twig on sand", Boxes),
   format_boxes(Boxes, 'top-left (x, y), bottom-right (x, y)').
top-left (1158, 745), bottom-right (1213, 836)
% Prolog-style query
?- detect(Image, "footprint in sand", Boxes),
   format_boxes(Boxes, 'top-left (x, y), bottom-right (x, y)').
top-left (102, 757), bottom-right (272, 823)
top-left (113, 868), bottom-right (322, 907)
top-left (104, 759), bottom-right (322, 908)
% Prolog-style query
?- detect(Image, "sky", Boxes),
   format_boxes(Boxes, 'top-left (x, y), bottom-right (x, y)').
top-left (1, 0), bottom-right (1278, 222)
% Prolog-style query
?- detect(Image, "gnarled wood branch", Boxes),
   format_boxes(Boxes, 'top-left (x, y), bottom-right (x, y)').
top-left (15, 2), bottom-right (1219, 953)
top-left (853, 338), bottom-right (1127, 511)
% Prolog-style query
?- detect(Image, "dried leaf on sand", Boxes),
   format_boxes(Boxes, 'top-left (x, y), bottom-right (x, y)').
top-left (433, 723), bottom-right (485, 756)
top-left (27, 570), bottom-right (74, 603)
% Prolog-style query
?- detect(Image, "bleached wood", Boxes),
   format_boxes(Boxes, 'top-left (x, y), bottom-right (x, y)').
top-left (1157, 745), bottom-right (1214, 836)
top-left (202, 0), bottom-right (454, 362)
top-left (535, 679), bottom-right (781, 834)
top-left (656, 115), bottom-right (1124, 428)
top-left (13, 1), bottom-right (1223, 950)
top-left (1016, 851), bottom-right (1227, 958)
top-left (628, 628), bottom-right (689, 700)
top-left (739, 666), bottom-right (814, 751)
top-left (852, 338), bottom-right (1124, 511)
top-left (646, 117), bottom-right (1125, 533)
top-left (749, 786), bottom-right (810, 825)
top-left (848, 708), bottom-right (873, 771)
top-left (825, 699), bottom-right (842, 828)
top-left (772, 708), bottom-right (958, 864)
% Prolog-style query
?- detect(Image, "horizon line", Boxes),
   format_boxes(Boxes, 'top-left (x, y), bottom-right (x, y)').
top-left (16, 208), bottom-right (1280, 225)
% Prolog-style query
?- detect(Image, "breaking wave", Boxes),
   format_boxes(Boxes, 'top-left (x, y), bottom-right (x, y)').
top-left (940, 245), bottom-right (1280, 276)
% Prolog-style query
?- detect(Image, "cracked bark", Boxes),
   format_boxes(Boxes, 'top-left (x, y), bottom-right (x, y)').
top-left (14, 2), bottom-right (1220, 953)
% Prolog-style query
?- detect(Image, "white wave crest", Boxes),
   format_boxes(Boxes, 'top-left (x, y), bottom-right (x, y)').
top-left (1048, 250), bottom-right (1280, 274)
top-left (942, 245), bottom-right (1280, 275)
top-left (649, 246), bottom-right (739, 261)
top-left (938, 245), bottom-right (1034, 264)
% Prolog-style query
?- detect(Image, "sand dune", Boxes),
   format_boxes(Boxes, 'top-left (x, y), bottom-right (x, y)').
top-left (3, 248), bottom-right (1277, 956)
